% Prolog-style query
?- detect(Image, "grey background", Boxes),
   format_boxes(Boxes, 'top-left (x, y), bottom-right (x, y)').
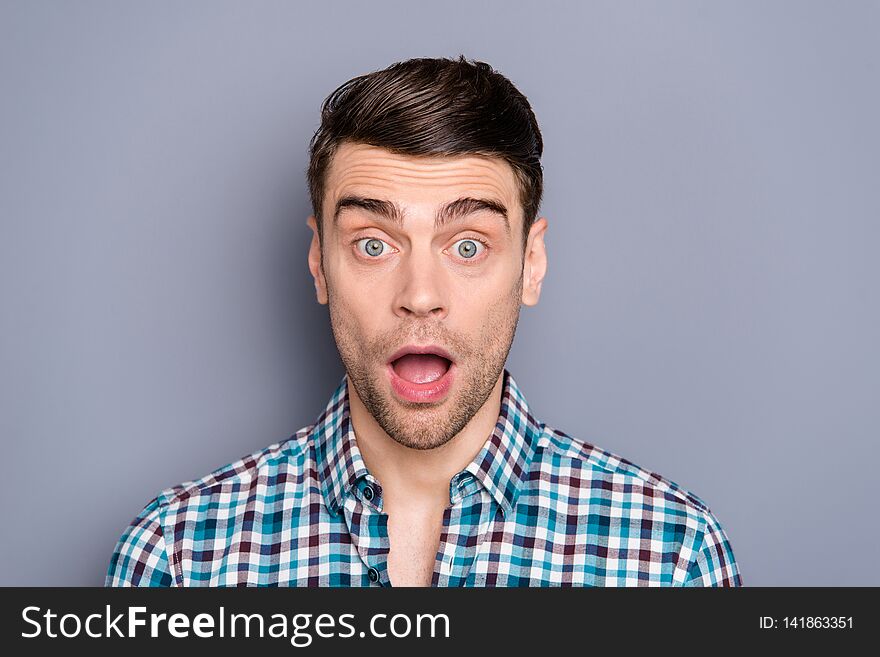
top-left (1, 0), bottom-right (877, 586)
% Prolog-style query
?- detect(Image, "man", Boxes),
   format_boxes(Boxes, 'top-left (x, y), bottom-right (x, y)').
top-left (107, 56), bottom-right (741, 587)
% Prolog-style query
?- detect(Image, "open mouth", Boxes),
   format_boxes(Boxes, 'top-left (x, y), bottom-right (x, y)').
top-left (386, 345), bottom-right (456, 403)
top-left (387, 346), bottom-right (457, 404)
top-left (389, 353), bottom-right (452, 384)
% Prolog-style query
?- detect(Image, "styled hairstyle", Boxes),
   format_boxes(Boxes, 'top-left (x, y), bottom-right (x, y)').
top-left (307, 55), bottom-right (544, 251)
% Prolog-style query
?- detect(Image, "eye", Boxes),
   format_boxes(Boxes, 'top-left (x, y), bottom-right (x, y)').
top-left (355, 237), bottom-right (391, 258)
top-left (451, 238), bottom-right (486, 260)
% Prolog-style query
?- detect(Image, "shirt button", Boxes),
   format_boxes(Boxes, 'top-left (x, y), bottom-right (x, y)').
top-left (363, 485), bottom-right (374, 502)
top-left (368, 567), bottom-right (380, 583)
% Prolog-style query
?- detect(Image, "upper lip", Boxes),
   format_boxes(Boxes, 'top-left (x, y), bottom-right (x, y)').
top-left (387, 344), bottom-right (455, 365)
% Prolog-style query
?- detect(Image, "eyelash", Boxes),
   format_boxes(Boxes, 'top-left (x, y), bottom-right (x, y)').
top-left (352, 235), bottom-right (490, 261)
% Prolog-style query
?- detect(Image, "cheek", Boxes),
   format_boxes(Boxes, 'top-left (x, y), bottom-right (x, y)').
top-left (450, 265), bottom-right (519, 302)
top-left (453, 280), bottom-right (519, 332)
top-left (329, 274), bottom-right (390, 332)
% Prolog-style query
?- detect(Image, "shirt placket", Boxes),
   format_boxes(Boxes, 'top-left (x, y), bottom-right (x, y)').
top-left (340, 476), bottom-right (390, 587)
top-left (431, 474), bottom-right (499, 586)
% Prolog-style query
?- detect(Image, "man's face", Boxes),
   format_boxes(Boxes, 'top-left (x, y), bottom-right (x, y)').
top-left (307, 142), bottom-right (547, 450)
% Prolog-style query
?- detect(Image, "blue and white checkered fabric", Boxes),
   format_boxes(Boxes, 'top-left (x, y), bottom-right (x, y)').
top-left (106, 369), bottom-right (742, 587)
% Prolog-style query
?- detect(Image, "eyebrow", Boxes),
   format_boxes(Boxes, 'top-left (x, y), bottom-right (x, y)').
top-left (333, 195), bottom-right (510, 234)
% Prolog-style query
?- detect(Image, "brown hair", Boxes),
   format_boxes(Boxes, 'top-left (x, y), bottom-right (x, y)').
top-left (307, 56), bottom-right (544, 250)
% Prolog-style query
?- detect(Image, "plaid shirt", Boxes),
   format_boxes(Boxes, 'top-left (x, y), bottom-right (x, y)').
top-left (106, 369), bottom-right (742, 587)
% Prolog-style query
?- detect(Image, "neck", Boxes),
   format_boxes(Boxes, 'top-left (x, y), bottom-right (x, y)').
top-left (347, 372), bottom-right (505, 505)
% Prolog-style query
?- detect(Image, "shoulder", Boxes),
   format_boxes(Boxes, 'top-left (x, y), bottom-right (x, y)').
top-left (106, 424), bottom-right (318, 586)
top-left (106, 495), bottom-right (174, 586)
top-left (534, 423), bottom-right (714, 516)
top-left (156, 424), bottom-right (316, 509)
top-left (532, 423), bottom-right (742, 585)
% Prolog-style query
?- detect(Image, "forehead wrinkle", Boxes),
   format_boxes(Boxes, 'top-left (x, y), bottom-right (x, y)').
top-left (334, 176), bottom-right (512, 200)
top-left (328, 149), bottom-right (517, 192)
top-left (325, 145), bottom-right (522, 230)
top-left (331, 163), bottom-right (514, 189)
top-left (330, 165), bottom-right (518, 200)
top-left (333, 143), bottom-right (514, 176)
top-left (339, 156), bottom-right (510, 174)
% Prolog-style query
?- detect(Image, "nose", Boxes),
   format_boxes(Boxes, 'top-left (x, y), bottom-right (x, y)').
top-left (393, 249), bottom-right (448, 320)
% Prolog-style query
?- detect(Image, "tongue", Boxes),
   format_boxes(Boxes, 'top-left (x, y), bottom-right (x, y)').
top-left (392, 353), bottom-right (450, 384)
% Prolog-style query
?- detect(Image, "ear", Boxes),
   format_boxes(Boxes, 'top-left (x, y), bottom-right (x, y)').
top-left (521, 217), bottom-right (548, 306)
top-left (306, 215), bottom-right (328, 305)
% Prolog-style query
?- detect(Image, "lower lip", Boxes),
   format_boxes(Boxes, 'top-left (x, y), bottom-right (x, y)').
top-left (387, 361), bottom-right (455, 403)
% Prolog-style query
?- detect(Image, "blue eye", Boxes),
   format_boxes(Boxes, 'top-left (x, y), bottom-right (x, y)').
top-left (357, 238), bottom-right (389, 257)
top-left (453, 239), bottom-right (485, 259)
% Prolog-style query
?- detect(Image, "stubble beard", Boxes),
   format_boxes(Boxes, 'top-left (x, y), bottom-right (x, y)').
top-left (327, 274), bottom-right (524, 451)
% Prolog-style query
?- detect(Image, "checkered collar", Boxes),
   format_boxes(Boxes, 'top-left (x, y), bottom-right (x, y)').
top-left (314, 368), bottom-right (542, 517)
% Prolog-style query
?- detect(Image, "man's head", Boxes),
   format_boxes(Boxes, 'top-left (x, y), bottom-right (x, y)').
top-left (306, 56), bottom-right (548, 451)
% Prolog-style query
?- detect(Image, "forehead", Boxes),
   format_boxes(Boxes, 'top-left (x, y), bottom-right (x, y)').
top-left (325, 142), bottom-right (520, 211)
